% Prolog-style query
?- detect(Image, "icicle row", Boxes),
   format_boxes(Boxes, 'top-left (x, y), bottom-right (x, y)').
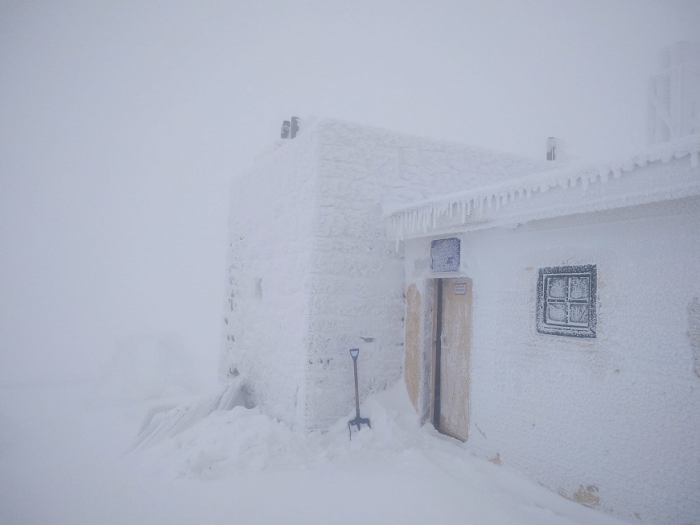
top-left (388, 140), bottom-right (700, 249)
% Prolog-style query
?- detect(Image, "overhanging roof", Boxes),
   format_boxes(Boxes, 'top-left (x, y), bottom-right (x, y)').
top-left (383, 135), bottom-right (700, 244)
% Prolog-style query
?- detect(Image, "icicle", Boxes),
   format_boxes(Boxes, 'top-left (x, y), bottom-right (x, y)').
top-left (691, 151), bottom-right (699, 168)
top-left (395, 217), bottom-right (401, 251)
top-left (612, 168), bottom-right (622, 179)
top-left (661, 151), bottom-right (673, 163)
top-left (526, 188), bottom-right (532, 199)
top-left (582, 177), bottom-right (589, 190)
top-left (432, 207), bottom-right (437, 229)
top-left (467, 200), bottom-right (472, 217)
top-left (600, 170), bottom-right (609, 183)
top-left (495, 196), bottom-right (501, 211)
top-left (461, 201), bottom-right (467, 224)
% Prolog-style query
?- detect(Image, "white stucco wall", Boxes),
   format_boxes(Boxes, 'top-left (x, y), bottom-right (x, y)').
top-left (403, 197), bottom-right (700, 524)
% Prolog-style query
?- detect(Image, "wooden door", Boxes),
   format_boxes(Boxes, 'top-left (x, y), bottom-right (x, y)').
top-left (435, 278), bottom-right (471, 441)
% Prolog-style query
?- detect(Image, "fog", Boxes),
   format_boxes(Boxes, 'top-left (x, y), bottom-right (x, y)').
top-left (1, 1), bottom-right (698, 385)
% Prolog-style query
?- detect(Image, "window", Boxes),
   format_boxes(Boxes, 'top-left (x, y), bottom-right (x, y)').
top-left (537, 265), bottom-right (596, 338)
top-left (431, 238), bottom-right (460, 272)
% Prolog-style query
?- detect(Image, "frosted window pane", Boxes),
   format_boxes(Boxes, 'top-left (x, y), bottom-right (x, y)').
top-left (431, 238), bottom-right (460, 272)
top-left (548, 277), bottom-right (567, 299)
top-left (570, 277), bottom-right (590, 300)
top-left (569, 303), bottom-right (589, 324)
top-left (547, 303), bottom-right (567, 323)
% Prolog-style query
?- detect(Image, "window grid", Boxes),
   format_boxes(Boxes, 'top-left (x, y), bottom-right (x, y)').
top-left (544, 274), bottom-right (590, 327)
top-left (537, 265), bottom-right (596, 338)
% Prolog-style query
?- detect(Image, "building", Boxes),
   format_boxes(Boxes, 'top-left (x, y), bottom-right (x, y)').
top-left (221, 119), bottom-right (549, 431)
top-left (220, 43), bottom-right (700, 523)
top-left (386, 133), bottom-right (700, 524)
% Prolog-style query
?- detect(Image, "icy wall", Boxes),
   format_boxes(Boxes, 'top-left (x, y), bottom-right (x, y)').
top-left (224, 118), bottom-right (549, 430)
top-left (221, 128), bottom-right (319, 427)
top-left (403, 191), bottom-right (700, 523)
top-left (300, 120), bottom-right (548, 430)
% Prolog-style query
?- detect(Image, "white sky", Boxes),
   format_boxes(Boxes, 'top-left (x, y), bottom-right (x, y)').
top-left (1, 0), bottom-right (698, 384)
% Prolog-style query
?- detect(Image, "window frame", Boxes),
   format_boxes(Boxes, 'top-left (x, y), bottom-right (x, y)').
top-left (536, 264), bottom-right (597, 338)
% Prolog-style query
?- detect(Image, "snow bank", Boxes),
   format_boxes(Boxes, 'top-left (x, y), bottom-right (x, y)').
top-left (125, 382), bottom-right (625, 525)
top-left (1, 381), bottom-right (625, 525)
top-left (132, 382), bottom-right (421, 478)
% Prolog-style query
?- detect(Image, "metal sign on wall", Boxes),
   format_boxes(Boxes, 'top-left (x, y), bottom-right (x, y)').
top-left (431, 238), bottom-right (460, 272)
top-left (453, 283), bottom-right (467, 295)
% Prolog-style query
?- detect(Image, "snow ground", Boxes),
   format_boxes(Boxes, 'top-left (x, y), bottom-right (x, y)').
top-left (0, 381), bottom-right (626, 525)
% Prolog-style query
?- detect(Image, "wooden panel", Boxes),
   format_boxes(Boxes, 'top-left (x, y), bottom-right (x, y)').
top-left (439, 278), bottom-right (472, 441)
top-left (404, 284), bottom-right (421, 411)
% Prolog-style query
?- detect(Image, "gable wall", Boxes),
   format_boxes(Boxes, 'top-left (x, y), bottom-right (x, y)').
top-left (221, 130), bottom-right (319, 427)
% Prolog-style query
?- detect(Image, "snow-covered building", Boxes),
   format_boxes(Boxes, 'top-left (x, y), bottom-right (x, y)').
top-left (386, 135), bottom-right (700, 525)
top-left (222, 115), bottom-right (699, 523)
top-left (223, 43), bottom-right (700, 521)
top-left (221, 119), bottom-right (549, 431)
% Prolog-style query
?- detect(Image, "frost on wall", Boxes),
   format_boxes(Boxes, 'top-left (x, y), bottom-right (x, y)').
top-left (689, 296), bottom-right (700, 378)
top-left (298, 119), bottom-right (547, 430)
top-left (221, 126), bottom-right (319, 428)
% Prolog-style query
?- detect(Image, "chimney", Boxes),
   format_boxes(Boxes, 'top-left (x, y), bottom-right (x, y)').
top-left (546, 137), bottom-right (556, 161)
top-left (281, 120), bottom-right (291, 139)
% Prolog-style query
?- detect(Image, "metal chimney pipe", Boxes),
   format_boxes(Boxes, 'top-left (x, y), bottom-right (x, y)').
top-left (281, 120), bottom-right (291, 139)
top-left (546, 137), bottom-right (556, 161)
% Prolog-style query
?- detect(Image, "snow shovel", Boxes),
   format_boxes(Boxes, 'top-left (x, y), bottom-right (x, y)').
top-left (348, 348), bottom-right (371, 439)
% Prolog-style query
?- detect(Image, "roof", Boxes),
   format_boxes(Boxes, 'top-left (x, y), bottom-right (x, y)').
top-left (383, 135), bottom-right (700, 243)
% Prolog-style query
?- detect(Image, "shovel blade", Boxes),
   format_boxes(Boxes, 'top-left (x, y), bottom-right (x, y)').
top-left (347, 417), bottom-right (372, 440)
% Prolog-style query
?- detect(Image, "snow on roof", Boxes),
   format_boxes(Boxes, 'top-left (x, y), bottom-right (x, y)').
top-left (383, 135), bottom-right (700, 243)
